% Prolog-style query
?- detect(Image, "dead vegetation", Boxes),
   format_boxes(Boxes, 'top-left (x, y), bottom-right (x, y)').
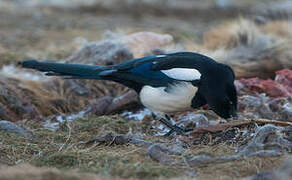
top-left (0, 164), bottom-right (109, 180)
top-left (0, 115), bottom-right (290, 180)
top-left (201, 18), bottom-right (292, 79)
top-left (0, 116), bottom-right (182, 179)
top-left (0, 1), bottom-right (292, 179)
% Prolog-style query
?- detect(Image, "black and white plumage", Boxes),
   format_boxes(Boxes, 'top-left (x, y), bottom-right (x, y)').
top-left (19, 52), bottom-right (238, 135)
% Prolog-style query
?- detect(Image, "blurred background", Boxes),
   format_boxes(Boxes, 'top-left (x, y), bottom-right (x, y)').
top-left (1, 0), bottom-right (292, 65)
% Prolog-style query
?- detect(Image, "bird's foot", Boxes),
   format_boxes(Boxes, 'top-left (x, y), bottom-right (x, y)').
top-left (159, 122), bottom-right (193, 136)
top-left (153, 113), bottom-right (193, 136)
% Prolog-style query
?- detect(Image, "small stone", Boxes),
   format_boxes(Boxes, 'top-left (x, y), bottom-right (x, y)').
top-left (178, 113), bottom-right (209, 128)
top-left (0, 120), bottom-right (29, 137)
top-left (166, 144), bottom-right (185, 155)
top-left (147, 144), bottom-right (176, 164)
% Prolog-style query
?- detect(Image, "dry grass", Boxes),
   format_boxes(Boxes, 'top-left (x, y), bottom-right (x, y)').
top-left (200, 18), bottom-right (292, 79)
top-left (0, 115), bottom-right (288, 180)
top-left (0, 69), bottom-right (130, 120)
top-left (0, 164), bottom-right (109, 180)
top-left (0, 3), bottom-right (291, 179)
top-left (202, 18), bottom-right (267, 50)
top-left (261, 20), bottom-right (292, 38)
top-left (0, 115), bottom-right (182, 179)
top-left (196, 156), bottom-right (285, 180)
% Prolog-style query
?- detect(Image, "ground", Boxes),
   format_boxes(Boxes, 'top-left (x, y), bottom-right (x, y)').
top-left (0, 115), bottom-right (287, 180)
top-left (0, 1), bottom-right (291, 180)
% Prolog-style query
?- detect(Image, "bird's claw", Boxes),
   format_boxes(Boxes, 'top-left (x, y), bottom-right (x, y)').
top-left (162, 125), bottom-right (193, 136)
top-left (156, 116), bottom-right (193, 136)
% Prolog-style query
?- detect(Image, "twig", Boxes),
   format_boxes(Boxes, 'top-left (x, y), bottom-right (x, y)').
top-left (239, 125), bottom-right (292, 155)
top-left (190, 119), bottom-right (292, 135)
top-left (255, 119), bottom-right (292, 127)
top-left (58, 123), bottom-right (72, 152)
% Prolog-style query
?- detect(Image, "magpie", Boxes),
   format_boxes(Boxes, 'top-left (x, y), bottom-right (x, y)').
top-left (19, 52), bottom-right (238, 135)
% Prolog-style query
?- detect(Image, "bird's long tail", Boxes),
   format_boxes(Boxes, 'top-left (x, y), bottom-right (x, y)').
top-left (19, 60), bottom-right (111, 79)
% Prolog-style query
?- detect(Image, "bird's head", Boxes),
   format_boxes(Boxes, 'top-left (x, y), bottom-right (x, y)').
top-left (200, 64), bottom-right (238, 119)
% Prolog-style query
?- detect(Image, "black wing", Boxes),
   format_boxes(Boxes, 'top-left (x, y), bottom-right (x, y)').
top-left (151, 52), bottom-right (218, 74)
top-left (100, 53), bottom-right (203, 91)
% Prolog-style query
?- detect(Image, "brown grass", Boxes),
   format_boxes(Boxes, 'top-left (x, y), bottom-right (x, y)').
top-left (196, 156), bottom-right (285, 180)
top-left (0, 164), bottom-right (110, 180)
top-left (203, 18), bottom-right (263, 50)
top-left (261, 21), bottom-right (292, 38)
top-left (0, 116), bottom-right (288, 180)
top-left (0, 5), bottom-right (291, 180)
top-left (201, 18), bottom-right (292, 79)
top-left (0, 115), bottom-right (183, 179)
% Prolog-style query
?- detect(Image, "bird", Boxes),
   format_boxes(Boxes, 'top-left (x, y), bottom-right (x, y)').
top-left (19, 52), bottom-right (238, 135)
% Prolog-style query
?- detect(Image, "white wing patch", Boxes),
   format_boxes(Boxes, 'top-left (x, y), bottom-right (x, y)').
top-left (155, 55), bottom-right (166, 58)
top-left (161, 68), bottom-right (201, 81)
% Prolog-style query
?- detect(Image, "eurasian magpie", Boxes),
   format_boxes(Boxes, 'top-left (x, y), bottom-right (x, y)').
top-left (19, 52), bottom-right (238, 135)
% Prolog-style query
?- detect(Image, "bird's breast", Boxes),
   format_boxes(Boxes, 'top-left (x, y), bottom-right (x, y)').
top-left (139, 82), bottom-right (198, 113)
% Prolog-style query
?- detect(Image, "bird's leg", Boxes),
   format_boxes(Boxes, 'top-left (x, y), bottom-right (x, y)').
top-left (152, 113), bottom-right (189, 136)
top-left (164, 115), bottom-right (193, 134)
top-left (158, 117), bottom-right (185, 135)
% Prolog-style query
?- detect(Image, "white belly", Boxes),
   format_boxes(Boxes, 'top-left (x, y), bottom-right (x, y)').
top-left (139, 82), bottom-right (198, 113)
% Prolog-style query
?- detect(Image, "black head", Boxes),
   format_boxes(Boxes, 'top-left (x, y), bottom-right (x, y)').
top-left (200, 63), bottom-right (238, 119)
